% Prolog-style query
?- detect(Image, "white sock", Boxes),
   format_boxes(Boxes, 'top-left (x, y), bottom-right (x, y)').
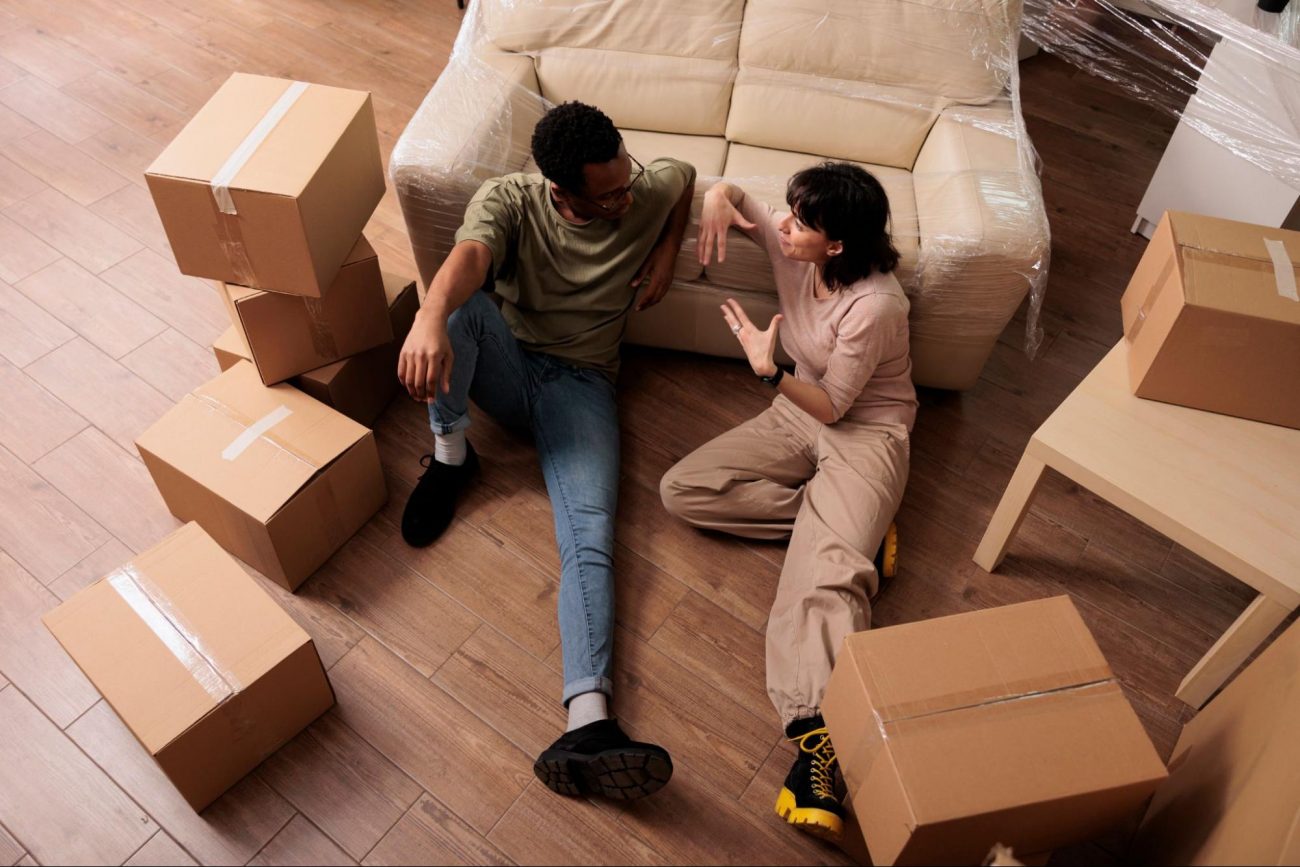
top-left (434, 430), bottom-right (467, 466)
top-left (566, 691), bottom-right (609, 731)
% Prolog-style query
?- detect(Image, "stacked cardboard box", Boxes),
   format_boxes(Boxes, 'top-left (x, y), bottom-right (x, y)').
top-left (214, 270), bottom-right (420, 425)
top-left (218, 235), bottom-right (394, 386)
top-left (147, 72), bottom-right (384, 297)
top-left (134, 71), bottom-right (398, 589)
top-left (146, 71), bottom-right (410, 395)
top-left (823, 596), bottom-right (1168, 866)
top-left (136, 360), bottom-right (386, 591)
top-left (35, 72), bottom-right (403, 815)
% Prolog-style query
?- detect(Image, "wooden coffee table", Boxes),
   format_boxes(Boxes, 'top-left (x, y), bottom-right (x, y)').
top-left (973, 341), bottom-right (1300, 707)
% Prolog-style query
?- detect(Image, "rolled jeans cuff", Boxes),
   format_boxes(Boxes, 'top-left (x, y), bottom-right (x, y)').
top-left (428, 407), bottom-right (472, 436)
top-left (562, 676), bottom-right (614, 706)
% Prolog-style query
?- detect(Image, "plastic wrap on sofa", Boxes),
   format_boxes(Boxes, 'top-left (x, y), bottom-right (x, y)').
top-left (390, 0), bottom-right (1053, 389)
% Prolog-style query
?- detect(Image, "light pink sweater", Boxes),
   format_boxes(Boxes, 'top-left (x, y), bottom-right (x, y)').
top-left (735, 190), bottom-right (918, 430)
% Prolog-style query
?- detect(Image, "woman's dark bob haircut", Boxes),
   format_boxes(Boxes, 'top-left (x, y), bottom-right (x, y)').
top-left (786, 162), bottom-right (900, 291)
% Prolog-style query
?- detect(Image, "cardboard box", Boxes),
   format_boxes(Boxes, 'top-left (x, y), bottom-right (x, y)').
top-left (215, 271), bottom-right (419, 424)
top-left (212, 327), bottom-right (250, 372)
top-left (42, 522), bottom-right (334, 811)
top-left (220, 235), bottom-right (394, 385)
top-left (1120, 211), bottom-right (1300, 429)
top-left (146, 72), bottom-right (384, 297)
top-left (135, 360), bottom-right (386, 590)
top-left (822, 596), bottom-right (1168, 866)
top-left (1133, 617), bottom-right (1300, 865)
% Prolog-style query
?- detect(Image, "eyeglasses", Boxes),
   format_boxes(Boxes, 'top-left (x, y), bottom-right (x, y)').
top-left (576, 155), bottom-right (646, 212)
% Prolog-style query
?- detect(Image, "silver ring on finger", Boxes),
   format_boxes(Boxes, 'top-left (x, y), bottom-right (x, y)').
top-left (731, 324), bottom-right (741, 335)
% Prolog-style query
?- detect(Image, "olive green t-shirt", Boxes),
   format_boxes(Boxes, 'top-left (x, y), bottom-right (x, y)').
top-left (453, 158), bottom-right (695, 380)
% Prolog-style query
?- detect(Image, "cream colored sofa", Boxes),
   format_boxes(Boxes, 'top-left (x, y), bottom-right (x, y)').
top-left (392, 0), bottom-right (1050, 390)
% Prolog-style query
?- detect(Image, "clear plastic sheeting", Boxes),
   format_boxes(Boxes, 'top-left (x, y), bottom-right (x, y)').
top-left (391, 0), bottom-right (1052, 390)
top-left (1022, 0), bottom-right (1300, 190)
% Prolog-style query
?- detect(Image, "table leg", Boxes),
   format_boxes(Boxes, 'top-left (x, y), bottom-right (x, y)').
top-left (973, 453), bottom-right (1047, 572)
top-left (1176, 594), bottom-right (1292, 709)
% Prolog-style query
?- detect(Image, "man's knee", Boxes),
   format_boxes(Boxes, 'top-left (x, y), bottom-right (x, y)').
top-left (446, 289), bottom-right (496, 337)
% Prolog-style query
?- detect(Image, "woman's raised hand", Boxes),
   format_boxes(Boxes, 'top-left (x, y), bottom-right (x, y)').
top-left (698, 185), bottom-right (757, 267)
top-left (720, 298), bottom-right (782, 378)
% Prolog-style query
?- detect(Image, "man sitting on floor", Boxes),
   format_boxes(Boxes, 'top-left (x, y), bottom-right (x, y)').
top-left (396, 101), bottom-right (695, 801)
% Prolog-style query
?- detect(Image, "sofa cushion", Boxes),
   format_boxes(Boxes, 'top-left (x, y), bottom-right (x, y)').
top-left (728, 0), bottom-right (1018, 169)
top-left (705, 143), bottom-right (919, 296)
top-left (617, 129), bottom-right (729, 178)
top-left (534, 49), bottom-right (736, 135)
top-left (739, 0), bottom-right (1013, 99)
top-left (482, 0), bottom-right (744, 60)
top-left (480, 0), bottom-right (745, 136)
top-left (727, 72), bottom-right (946, 172)
top-left (625, 279), bottom-right (792, 366)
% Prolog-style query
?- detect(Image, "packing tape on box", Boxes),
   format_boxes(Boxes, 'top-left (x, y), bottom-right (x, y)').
top-left (193, 392), bottom-right (319, 470)
top-left (303, 297), bottom-right (340, 359)
top-left (1264, 239), bottom-right (1299, 302)
top-left (210, 81), bottom-right (309, 216)
top-left (208, 80), bottom-right (310, 286)
top-left (1126, 257), bottom-right (1177, 342)
top-left (106, 565), bottom-right (241, 701)
top-left (835, 667), bottom-right (1120, 776)
top-left (883, 677), bottom-right (1118, 725)
top-left (222, 404), bottom-right (293, 461)
top-left (215, 218), bottom-right (258, 287)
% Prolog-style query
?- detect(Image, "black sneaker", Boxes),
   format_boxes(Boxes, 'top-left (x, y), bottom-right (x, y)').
top-left (775, 715), bottom-right (844, 840)
top-left (400, 446), bottom-right (479, 547)
top-left (534, 718), bottom-right (673, 801)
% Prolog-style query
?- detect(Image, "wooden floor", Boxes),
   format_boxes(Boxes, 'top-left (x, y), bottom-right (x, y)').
top-left (0, 0), bottom-right (1269, 864)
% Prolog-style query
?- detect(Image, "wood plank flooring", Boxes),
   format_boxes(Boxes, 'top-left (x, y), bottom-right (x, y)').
top-left (0, 0), bottom-right (1271, 864)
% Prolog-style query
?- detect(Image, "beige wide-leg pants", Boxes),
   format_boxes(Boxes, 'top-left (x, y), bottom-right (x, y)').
top-left (659, 395), bottom-right (909, 726)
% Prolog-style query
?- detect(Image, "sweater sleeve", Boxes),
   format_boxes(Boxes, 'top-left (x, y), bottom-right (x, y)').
top-left (732, 186), bottom-right (783, 258)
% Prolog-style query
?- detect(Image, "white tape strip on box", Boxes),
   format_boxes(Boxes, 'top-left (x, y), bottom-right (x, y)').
top-left (107, 566), bottom-right (240, 702)
top-left (210, 80), bottom-right (310, 216)
top-left (1264, 239), bottom-right (1298, 302)
top-left (221, 404), bottom-right (293, 461)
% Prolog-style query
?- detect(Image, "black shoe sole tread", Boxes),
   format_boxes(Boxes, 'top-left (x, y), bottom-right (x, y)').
top-left (534, 746), bottom-right (672, 801)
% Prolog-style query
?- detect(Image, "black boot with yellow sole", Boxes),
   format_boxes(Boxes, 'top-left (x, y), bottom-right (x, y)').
top-left (775, 714), bottom-right (844, 840)
top-left (871, 520), bottom-right (899, 601)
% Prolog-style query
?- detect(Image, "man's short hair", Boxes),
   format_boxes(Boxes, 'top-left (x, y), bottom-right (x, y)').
top-left (530, 101), bottom-right (622, 194)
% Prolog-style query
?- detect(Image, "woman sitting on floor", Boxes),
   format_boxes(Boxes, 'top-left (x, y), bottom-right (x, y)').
top-left (659, 162), bottom-right (917, 840)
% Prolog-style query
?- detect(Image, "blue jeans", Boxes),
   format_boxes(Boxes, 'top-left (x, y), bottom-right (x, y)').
top-left (429, 290), bottom-right (618, 705)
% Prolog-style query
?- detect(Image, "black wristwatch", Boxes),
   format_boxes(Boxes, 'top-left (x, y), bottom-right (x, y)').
top-left (759, 367), bottom-right (785, 387)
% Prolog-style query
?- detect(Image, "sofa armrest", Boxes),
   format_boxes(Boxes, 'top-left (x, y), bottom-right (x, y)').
top-left (910, 102), bottom-right (1050, 386)
top-left (390, 51), bottom-right (546, 289)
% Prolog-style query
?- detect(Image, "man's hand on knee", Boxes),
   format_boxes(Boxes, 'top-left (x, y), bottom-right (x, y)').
top-left (398, 309), bottom-right (454, 403)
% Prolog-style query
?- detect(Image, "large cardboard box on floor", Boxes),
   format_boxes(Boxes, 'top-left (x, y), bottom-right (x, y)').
top-left (220, 235), bottom-right (394, 385)
top-left (146, 72), bottom-right (384, 297)
top-left (135, 360), bottom-right (386, 590)
top-left (1133, 617), bottom-right (1300, 865)
top-left (822, 596), bottom-right (1168, 866)
top-left (1120, 211), bottom-right (1300, 429)
top-left (42, 522), bottom-right (334, 811)
top-left (215, 271), bottom-right (419, 425)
